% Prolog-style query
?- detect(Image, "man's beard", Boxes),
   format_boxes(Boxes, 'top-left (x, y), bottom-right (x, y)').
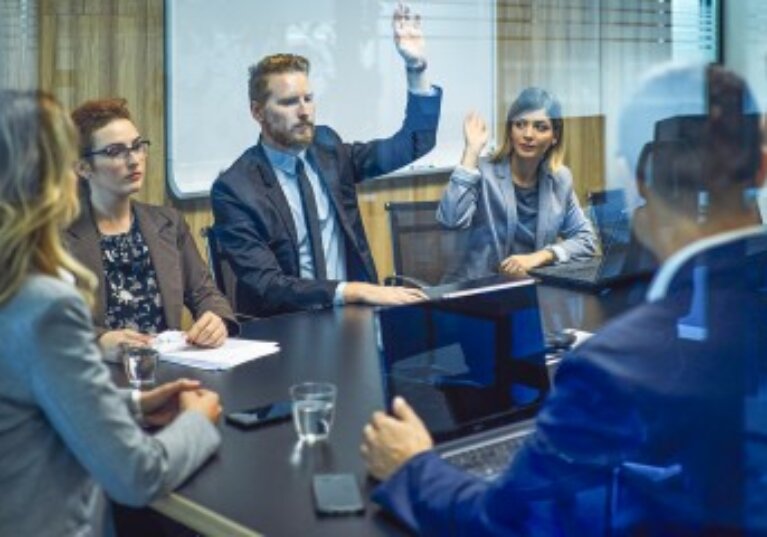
top-left (270, 122), bottom-right (315, 150)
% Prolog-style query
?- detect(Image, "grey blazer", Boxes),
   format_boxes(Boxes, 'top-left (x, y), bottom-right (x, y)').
top-left (0, 275), bottom-right (220, 536)
top-left (65, 194), bottom-right (238, 337)
top-left (437, 157), bottom-right (597, 280)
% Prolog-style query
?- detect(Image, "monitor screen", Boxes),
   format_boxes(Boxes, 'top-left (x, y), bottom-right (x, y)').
top-left (376, 281), bottom-right (549, 442)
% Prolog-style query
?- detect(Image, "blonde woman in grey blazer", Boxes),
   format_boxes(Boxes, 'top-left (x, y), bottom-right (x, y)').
top-left (0, 91), bottom-right (221, 537)
top-left (438, 88), bottom-right (597, 281)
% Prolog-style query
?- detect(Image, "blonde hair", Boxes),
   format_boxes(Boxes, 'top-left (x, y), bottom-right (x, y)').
top-left (0, 91), bottom-right (96, 305)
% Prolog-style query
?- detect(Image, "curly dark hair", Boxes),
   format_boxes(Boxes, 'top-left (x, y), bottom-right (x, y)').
top-left (71, 98), bottom-right (133, 155)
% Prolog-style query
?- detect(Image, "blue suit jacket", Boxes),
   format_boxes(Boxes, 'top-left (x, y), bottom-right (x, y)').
top-left (374, 226), bottom-right (767, 536)
top-left (211, 89), bottom-right (442, 317)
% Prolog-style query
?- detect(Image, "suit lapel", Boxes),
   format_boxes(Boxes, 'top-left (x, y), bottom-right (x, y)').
top-left (133, 202), bottom-right (182, 329)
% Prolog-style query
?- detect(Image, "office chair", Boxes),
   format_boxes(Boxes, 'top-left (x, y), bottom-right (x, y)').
top-left (200, 226), bottom-right (248, 319)
top-left (586, 189), bottom-right (658, 274)
top-left (384, 200), bottom-right (463, 288)
top-left (586, 189), bottom-right (631, 249)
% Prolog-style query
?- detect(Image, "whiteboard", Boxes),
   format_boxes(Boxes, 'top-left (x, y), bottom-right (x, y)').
top-left (165, 0), bottom-right (496, 198)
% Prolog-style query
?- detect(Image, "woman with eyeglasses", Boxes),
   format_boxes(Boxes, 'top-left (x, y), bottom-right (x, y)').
top-left (438, 88), bottom-right (597, 279)
top-left (0, 90), bottom-right (222, 536)
top-left (65, 98), bottom-right (237, 354)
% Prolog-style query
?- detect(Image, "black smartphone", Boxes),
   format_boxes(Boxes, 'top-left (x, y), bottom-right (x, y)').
top-left (225, 400), bottom-right (293, 429)
top-left (312, 474), bottom-right (365, 516)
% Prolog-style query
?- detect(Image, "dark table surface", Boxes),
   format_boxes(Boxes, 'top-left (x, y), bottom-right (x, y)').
top-left (150, 281), bottom-right (649, 536)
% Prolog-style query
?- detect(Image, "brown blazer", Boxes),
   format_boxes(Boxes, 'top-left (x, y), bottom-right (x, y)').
top-left (65, 196), bottom-right (238, 337)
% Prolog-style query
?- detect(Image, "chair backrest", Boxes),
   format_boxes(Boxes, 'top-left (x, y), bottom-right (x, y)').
top-left (385, 200), bottom-right (463, 287)
top-left (200, 226), bottom-right (239, 311)
top-left (586, 189), bottom-right (631, 249)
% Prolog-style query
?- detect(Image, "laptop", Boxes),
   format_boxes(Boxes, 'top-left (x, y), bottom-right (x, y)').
top-left (376, 279), bottom-right (549, 479)
top-left (529, 190), bottom-right (658, 290)
top-left (423, 272), bottom-right (534, 300)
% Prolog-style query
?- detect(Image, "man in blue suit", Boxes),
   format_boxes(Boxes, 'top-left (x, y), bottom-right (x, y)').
top-left (362, 63), bottom-right (767, 535)
top-left (211, 3), bottom-right (441, 316)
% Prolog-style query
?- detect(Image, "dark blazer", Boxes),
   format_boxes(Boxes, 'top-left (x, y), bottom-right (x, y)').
top-left (372, 226), bottom-right (767, 535)
top-left (65, 194), bottom-right (238, 337)
top-left (211, 89), bottom-right (442, 317)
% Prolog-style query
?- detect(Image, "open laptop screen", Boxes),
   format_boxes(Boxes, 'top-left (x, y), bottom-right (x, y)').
top-left (376, 281), bottom-right (549, 443)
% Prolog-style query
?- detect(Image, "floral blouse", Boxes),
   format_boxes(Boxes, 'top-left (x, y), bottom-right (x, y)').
top-left (100, 217), bottom-right (167, 334)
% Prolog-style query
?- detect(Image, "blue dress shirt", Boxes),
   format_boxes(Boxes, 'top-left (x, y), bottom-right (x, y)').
top-left (262, 143), bottom-right (348, 303)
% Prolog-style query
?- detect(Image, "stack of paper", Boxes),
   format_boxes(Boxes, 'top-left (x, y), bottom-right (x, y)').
top-left (154, 333), bottom-right (279, 370)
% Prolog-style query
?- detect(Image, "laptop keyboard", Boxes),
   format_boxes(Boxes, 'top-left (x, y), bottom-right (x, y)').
top-left (530, 258), bottom-right (602, 284)
top-left (442, 431), bottom-right (534, 480)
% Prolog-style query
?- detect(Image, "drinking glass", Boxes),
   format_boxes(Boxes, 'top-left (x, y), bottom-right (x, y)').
top-left (290, 382), bottom-right (337, 443)
top-left (120, 344), bottom-right (159, 389)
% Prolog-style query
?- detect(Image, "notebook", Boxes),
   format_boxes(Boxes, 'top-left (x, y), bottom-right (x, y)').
top-left (376, 279), bottom-right (549, 479)
top-left (529, 190), bottom-right (658, 290)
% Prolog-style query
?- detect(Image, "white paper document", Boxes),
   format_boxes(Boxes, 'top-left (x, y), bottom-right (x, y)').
top-left (153, 332), bottom-right (279, 370)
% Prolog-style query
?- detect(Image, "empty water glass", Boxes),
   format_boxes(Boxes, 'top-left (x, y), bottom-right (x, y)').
top-left (290, 382), bottom-right (337, 443)
top-left (120, 343), bottom-right (159, 389)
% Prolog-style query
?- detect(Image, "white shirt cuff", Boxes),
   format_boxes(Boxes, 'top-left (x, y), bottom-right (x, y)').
top-left (452, 164), bottom-right (482, 183)
top-left (548, 244), bottom-right (568, 263)
top-left (333, 282), bottom-right (347, 306)
top-left (408, 85), bottom-right (438, 97)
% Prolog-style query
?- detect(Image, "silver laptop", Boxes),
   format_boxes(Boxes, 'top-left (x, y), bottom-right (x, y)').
top-left (376, 279), bottom-right (549, 479)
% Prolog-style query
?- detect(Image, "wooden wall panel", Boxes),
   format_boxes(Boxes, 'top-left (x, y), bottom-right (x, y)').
top-left (561, 116), bottom-right (605, 201)
top-left (39, 0), bottom-right (167, 208)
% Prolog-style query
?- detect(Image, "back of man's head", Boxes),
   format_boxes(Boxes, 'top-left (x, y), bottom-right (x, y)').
top-left (248, 54), bottom-right (310, 106)
top-left (618, 63), bottom-right (762, 219)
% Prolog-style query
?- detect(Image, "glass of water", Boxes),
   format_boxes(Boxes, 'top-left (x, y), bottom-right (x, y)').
top-left (290, 382), bottom-right (337, 443)
top-left (119, 343), bottom-right (159, 389)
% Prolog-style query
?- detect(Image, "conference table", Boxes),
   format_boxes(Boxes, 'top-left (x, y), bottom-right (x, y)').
top-left (148, 281), bottom-right (649, 536)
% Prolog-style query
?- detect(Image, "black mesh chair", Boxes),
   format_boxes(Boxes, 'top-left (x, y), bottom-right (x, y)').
top-left (200, 226), bottom-right (243, 316)
top-left (585, 188), bottom-right (658, 274)
top-left (586, 189), bottom-right (631, 248)
top-left (383, 200), bottom-right (464, 288)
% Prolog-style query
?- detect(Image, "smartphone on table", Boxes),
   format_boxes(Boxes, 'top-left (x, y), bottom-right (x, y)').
top-left (313, 473), bottom-right (365, 516)
top-left (225, 400), bottom-right (293, 429)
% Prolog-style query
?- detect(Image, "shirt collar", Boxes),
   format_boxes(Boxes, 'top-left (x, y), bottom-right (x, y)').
top-left (261, 140), bottom-right (307, 175)
top-left (646, 224), bottom-right (767, 302)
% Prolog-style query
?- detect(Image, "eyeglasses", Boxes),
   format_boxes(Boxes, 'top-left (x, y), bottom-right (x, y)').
top-left (84, 139), bottom-right (151, 160)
